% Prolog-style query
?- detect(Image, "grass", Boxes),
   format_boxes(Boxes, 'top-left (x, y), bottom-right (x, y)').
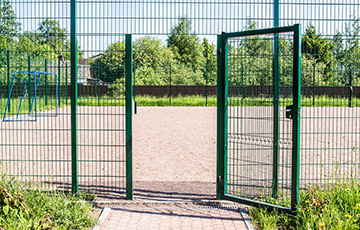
top-left (249, 176), bottom-right (360, 229)
top-left (1, 94), bottom-right (360, 110)
top-left (78, 94), bottom-right (360, 107)
top-left (0, 173), bottom-right (97, 229)
top-left (132, 95), bottom-right (217, 106)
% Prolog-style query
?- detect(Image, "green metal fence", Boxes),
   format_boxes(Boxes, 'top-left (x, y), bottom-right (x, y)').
top-left (0, 0), bottom-right (359, 201)
top-left (0, 0), bottom-right (133, 198)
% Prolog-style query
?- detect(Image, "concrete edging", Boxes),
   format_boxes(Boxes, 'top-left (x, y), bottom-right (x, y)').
top-left (239, 207), bottom-right (256, 230)
top-left (92, 207), bottom-right (112, 230)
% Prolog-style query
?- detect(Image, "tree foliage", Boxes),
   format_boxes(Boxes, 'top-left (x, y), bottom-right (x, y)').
top-left (89, 41), bottom-right (126, 83)
top-left (167, 17), bottom-right (204, 70)
top-left (0, 0), bottom-right (21, 40)
top-left (202, 38), bottom-right (217, 84)
top-left (333, 18), bottom-right (360, 85)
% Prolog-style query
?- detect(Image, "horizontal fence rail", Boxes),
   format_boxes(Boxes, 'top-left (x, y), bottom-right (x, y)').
top-left (0, 0), bottom-right (359, 204)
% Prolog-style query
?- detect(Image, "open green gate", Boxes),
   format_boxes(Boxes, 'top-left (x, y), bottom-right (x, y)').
top-left (217, 25), bottom-right (302, 212)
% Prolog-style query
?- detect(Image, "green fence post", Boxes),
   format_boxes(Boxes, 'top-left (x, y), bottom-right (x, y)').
top-left (125, 34), bottom-right (133, 200)
top-left (7, 50), bottom-right (10, 113)
top-left (313, 63), bottom-right (316, 106)
top-left (45, 59), bottom-right (48, 106)
top-left (348, 65), bottom-right (352, 108)
top-left (70, 0), bottom-right (79, 196)
top-left (216, 35), bottom-right (223, 200)
top-left (169, 63), bottom-right (172, 106)
top-left (205, 63), bottom-right (208, 106)
top-left (28, 55), bottom-right (32, 110)
top-left (216, 33), bottom-right (228, 200)
top-left (272, 0), bottom-right (280, 199)
top-left (291, 24), bottom-right (302, 213)
top-left (58, 60), bottom-right (61, 106)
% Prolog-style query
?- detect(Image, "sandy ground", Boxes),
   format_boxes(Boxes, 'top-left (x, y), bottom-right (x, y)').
top-left (132, 107), bottom-right (217, 200)
top-left (133, 107), bottom-right (217, 182)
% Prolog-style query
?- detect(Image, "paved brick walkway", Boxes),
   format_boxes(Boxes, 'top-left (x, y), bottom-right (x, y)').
top-left (99, 202), bottom-right (247, 230)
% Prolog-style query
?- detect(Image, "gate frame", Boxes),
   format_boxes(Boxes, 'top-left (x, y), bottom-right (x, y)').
top-left (216, 24), bottom-right (302, 213)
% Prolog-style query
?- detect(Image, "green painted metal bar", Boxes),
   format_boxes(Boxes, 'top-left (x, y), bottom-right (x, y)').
top-left (291, 24), bottom-right (302, 213)
top-left (45, 59), bottom-right (48, 106)
top-left (216, 34), bottom-right (224, 200)
top-left (7, 50), bottom-right (10, 114)
top-left (216, 33), bottom-right (229, 200)
top-left (272, 0), bottom-right (280, 198)
top-left (58, 60), bottom-right (61, 106)
top-left (223, 25), bottom-right (297, 39)
top-left (274, 0), bottom-right (279, 28)
top-left (70, 0), bottom-right (79, 196)
top-left (224, 194), bottom-right (292, 213)
top-left (125, 34), bottom-right (133, 200)
top-left (222, 33), bottom-right (229, 196)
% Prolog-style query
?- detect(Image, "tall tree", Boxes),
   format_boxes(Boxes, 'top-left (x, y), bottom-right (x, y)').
top-left (37, 19), bottom-right (67, 50)
top-left (37, 18), bottom-right (82, 59)
top-left (133, 36), bottom-right (174, 68)
top-left (0, 0), bottom-right (21, 40)
top-left (167, 17), bottom-right (204, 70)
top-left (202, 38), bottom-right (216, 84)
top-left (301, 24), bottom-right (333, 64)
top-left (333, 18), bottom-right (360, 85)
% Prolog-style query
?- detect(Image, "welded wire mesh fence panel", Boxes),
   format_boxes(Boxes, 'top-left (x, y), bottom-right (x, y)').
top-left (279, 1), bottom-right (360, 185)
top-left (75, 0), bottom-right (274, 35)
top-left (1, 0), bottom-right (360, 197)
top-left (77, 2), bottom-right (127, 196)
top-left (0, 1), bottom-right (71, 190)
top-left (226, 32), bottom-right (296, 208)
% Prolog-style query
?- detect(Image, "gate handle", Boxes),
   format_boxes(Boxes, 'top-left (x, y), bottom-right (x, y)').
top-left (285, 105), bottom-right (294, 119)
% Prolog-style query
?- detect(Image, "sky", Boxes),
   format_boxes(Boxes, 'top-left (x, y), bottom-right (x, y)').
top-left (10, 0), bottom-right (360, 58)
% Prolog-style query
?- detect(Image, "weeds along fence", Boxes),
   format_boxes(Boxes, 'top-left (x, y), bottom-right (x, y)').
top-left (0, 0), bottom-right (359, 200)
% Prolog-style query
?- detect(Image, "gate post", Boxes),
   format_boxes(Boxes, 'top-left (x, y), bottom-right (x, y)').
top-left (125, 34), bottom-right (133, 200)
top-left (272, 0), bottom-right (280, 198)
top-left (70, 0), bottom-right (79, 195)
top-left (216, 33), bottom-right (228, 200)
top-left (291, 24), bottom-right (302, 213)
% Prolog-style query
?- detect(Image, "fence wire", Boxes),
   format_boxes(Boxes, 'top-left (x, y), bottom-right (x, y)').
top-left (0, 0), bottom-right (359, 197)
top-left (226, 32), bottom-right (295, 208)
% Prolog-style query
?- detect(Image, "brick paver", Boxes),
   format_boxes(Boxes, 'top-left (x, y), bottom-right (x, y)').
top-left (99, 202), bottom-right (247, 230)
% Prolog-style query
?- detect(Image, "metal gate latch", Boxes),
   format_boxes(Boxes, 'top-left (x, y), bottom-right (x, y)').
top-left (285, 105), bottom-right (294, 119)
